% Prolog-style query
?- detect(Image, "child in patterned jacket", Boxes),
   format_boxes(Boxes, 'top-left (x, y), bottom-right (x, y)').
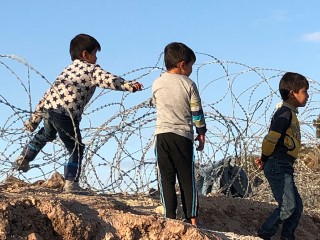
top-left (14, 33), bottom-right (143, 194)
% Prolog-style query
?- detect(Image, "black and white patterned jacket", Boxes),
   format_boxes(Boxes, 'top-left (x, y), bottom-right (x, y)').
top-left (29, 59), bottom-right (136, 126)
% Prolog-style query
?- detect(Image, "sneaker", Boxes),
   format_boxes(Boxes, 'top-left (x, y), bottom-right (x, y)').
top-left (182, 218), bottom-right (197, 227)
top-left (257, 229), bottom-right (271, 240)
top-left (13, 155), bottom-right (30, 172)
top-left (182, 218), bottom-right (190, 223)
top-left (13, 146), bottom-right (38, 172)
top-left (63, 180), bottom-right (91, 195)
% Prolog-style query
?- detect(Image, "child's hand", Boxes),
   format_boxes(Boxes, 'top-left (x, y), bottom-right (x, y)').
top-left (255, 157), bottom-right (265, 171)
top-left (24, 120), bottom-right (38, 132)
top-left (132, 82), bottom-right (144, 92)
top-left (195, 134), bottom-right (205, 151)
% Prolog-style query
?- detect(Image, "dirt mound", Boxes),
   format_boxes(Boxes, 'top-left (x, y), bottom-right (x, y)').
top-left (0, 172), bottom-right (319, 240)
top-left (0, 174), bottom-right (217, 240)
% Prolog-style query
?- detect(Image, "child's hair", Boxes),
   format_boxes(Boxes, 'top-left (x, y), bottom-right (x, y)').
top-left (69, 34), bottom-right (101, 61)
top-left (279, 72), bottom-right (309, 100)
top-left (164, 42), bottom-right (196, 70)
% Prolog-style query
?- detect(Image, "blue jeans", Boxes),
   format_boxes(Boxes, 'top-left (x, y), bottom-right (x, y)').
top-left (197, 164), bottom-right (214, 195)
top-left (25, 110), bottom-right (84, 181)
top-left (259, 156), bottom-right (303, 239)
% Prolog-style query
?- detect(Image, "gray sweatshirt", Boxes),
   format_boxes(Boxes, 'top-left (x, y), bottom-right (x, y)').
top-left (152, 72), bottom-right (206, 140)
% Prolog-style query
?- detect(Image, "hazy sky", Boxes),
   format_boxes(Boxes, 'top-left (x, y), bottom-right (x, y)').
top-left (1, 0), bottom-right (320, 84)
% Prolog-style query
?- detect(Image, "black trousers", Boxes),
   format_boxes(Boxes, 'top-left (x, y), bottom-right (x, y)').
top-left (156, 133), bottom-right (198, 219)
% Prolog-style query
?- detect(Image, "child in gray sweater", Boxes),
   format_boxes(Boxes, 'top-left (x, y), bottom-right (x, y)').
top-left (152, 42), bottom-right (206, 226)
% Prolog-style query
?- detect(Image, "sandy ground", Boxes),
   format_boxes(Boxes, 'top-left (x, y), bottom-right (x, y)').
top-left (0, 169), bottom-right (319, 240)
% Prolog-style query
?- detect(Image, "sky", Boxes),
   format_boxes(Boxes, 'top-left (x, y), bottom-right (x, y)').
top-left (1, 0), bottom-right (320, 187)
top-left (1, 0), bottom-right (320, 83)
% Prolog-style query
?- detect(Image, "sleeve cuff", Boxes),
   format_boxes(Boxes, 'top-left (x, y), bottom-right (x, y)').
top-left (196, 126), bottom-right (207, 135)
top-left (261, 154), bottom-right (269, 162)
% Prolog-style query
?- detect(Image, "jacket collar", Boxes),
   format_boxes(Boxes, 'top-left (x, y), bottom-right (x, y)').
top-left (282, 101), bottom-right (298, 114)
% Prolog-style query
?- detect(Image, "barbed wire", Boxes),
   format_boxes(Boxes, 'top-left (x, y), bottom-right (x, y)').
top-left (1, 54), bottom-right (320, 197)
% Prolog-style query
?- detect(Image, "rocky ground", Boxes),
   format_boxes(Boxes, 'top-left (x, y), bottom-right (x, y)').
top-left (0, 167), bottom-right (319, 240)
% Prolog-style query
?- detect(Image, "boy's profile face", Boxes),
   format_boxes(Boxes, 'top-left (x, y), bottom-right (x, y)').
top-left (180, 60), bottom-right (195, 77)
top-left (81, 48), bottom-right (98, 64)
top-left (290, 87), bottom-right (309, 108)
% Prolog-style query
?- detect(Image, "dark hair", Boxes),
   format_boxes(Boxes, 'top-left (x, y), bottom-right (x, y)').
top-left (164, 42), bottom-right (196, 70)
top-left (69, 34), bottom-right (101, 61)
top-left (279, 72), bottom-right (309, 100)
